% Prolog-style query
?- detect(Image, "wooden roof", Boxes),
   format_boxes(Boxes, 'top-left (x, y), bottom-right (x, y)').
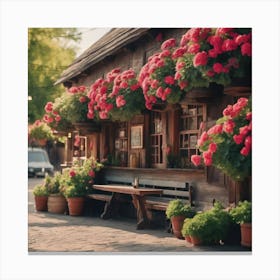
top-left (55, 28), bottom-right (151, 85)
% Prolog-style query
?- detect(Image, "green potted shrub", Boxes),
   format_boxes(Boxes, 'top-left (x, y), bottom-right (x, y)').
top-left (61, 157), bottom-right (104, 216)
top-left (45, 173), bottom-right (68, 214)
top-left (166, 199), bottom-right (196, 239)
top-left (182, 202), bottom-right (232, 245)
top-left (33, 184), bottom-right (49, 211)
top-left (230, 200), bottom-right (252, 247)
top-left (181, 218), bottom-right (192, 243)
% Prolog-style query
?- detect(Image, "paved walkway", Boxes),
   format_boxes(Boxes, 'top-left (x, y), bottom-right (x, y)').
top-left (28, 211), bottom-right (250, 253)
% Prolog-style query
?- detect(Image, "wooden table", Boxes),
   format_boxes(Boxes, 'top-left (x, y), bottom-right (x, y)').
top-left (93, 184), bottom-right (163, 230)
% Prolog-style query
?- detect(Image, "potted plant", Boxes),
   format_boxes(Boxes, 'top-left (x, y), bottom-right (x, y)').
top-left (182, 202), bottom-right (231, 245)
top-left (166, 199), bottom-right (196, 239)
top-left (45, 173), bottom-right (68, 214)
top-left (181, 218), bottom-right (192, 243)
top-left (138, 38), bottom-right (185, 110)
top-left (230, 200), bottom-right (252, 247)
top-left (43, 85), bottom-right (100, 133)
top-left (28, 120), bottom-right (53, 147)
top-left (61, 157), bottom-right (104, 216)
top-left (32, 184), bottom-right (49, 211)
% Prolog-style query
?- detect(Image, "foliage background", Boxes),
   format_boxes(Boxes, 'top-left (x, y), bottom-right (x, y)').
top-left (28, 28), bottom-right (81, 123)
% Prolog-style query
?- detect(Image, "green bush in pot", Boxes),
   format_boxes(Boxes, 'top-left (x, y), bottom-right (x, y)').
top-left (166, 199), bottom-right (196, 239)
top-left (229, 200), bottom-right (252, 224)
top-left (183, 202), bottom-right (232, 245)
top-left (33, 184), bottom-right (49, 197)
top-left (44, 172), bottom-right (68, 214)
top-left (166, 199), bottom-right (196, 219)
top-left (32, 184), bottom-right (49, 212)
top-left (181, 218), bottom-right (193, 243)
top-left (229, 200), bottom-right (252, 248)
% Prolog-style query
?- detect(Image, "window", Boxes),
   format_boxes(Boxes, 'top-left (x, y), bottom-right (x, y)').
top-left (73, 135), bottom-right (87, 160)
top-left (150, 112), bottom-right (164, 166)
top-left (114, 122), bottom-right (128, 166)
top-left (179, 104), bottom-right (206, 168)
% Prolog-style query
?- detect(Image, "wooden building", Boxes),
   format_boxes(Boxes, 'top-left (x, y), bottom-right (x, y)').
top-left (55, 28), bottom-right (251, 211)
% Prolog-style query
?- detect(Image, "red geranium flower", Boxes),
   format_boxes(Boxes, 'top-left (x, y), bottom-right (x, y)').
top-left (193, 51), bottom-right (208, 67)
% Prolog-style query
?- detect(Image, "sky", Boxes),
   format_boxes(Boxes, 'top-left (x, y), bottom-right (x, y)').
top-left (75, 28), bottom-right (111, 57)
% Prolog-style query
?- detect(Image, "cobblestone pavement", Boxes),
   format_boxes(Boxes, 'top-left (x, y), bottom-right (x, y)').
top-left (28, 178), bottom-right (250, 253)
top-left (28, 211), bottom-right (250, 253)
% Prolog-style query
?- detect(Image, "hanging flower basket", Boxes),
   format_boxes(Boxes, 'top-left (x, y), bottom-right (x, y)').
top-left (37, 139), bottom-right (47, 147)
top-left (176, 28), bottom-right (252, 95)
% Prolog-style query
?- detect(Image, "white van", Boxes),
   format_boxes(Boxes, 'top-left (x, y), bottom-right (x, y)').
top-left (28, 147), bottom-right (54, 177)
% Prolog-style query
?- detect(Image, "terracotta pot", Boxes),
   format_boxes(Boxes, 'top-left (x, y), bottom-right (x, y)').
top-left (67, 197), bottom-right (85, 216)
top-left (240, 223), bottom-right (252, 247)
top-left (37, 139), bottom-right (47, 147)
top-left (47, 194), bottom-right (67, 214)
top-left (185, 235), bottom-right (192, 244)
top-left (190, 235), bottom-right (202, 246)
top-left (171, 215), bottom-right (185, 239)
top-left (34, 196), bottom-right (48, 211)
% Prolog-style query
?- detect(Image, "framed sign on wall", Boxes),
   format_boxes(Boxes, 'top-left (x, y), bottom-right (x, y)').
top-left (131, 125), bottom-right (143, 149)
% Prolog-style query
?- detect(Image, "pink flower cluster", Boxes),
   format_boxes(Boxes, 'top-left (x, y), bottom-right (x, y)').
top-left (68, 86), bottom-right (89, 104)
top-left (184, 28), bottom-right (251, 74)
top-left (191, 97), bottom-right (252, 167)
top-left (43, 101), bottom-right (61, 125)
top-left (68, 86), bottom-right (86, 94)
top-left (87, 69), bottom-right (119, 120)
top-left (138, 38), bottom-right (183, 109)
top-left (175, 28), bottom-right (252, 90)
top-left (43, 86), bottom-right (89, 127)
top-left (87, 68), bottom-right (140, 119)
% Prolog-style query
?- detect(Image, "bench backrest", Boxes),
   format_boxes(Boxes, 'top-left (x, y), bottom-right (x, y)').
top-left (104, 174), bottom-right (194, 206)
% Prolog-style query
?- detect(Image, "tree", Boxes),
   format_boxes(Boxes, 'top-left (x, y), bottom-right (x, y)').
top-left (28, 28), bottom-right (81, 123)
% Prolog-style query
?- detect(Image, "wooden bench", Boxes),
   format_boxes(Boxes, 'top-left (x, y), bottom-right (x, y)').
top-left (87, 175), bottom-right (194, 217)
top-left (139, 178), bottom-right (194, 211)
top-left (87, 176), bottom-right (133, 203)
